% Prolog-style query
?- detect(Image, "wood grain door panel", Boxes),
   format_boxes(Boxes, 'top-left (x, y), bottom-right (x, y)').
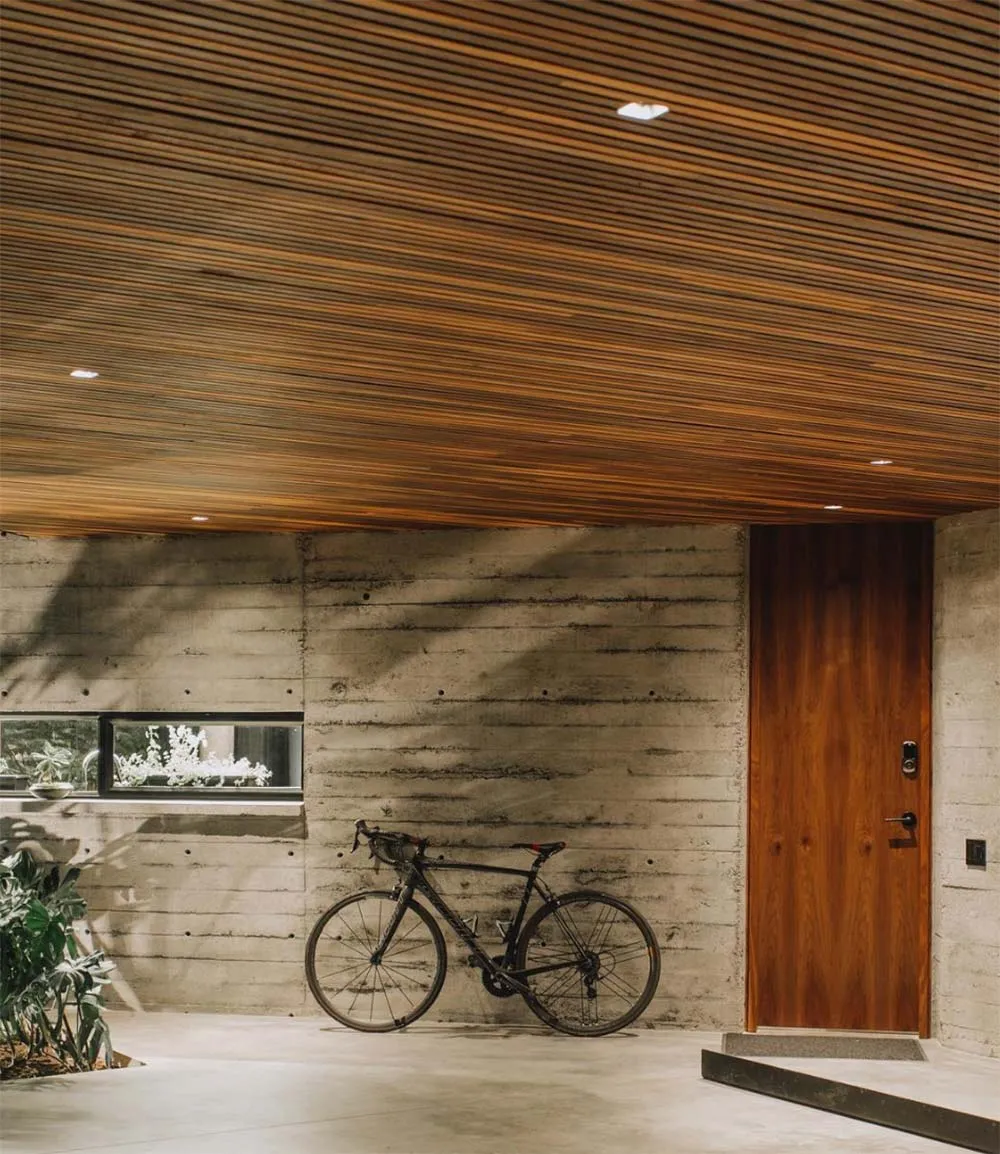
top-left (748, 524), bottom-right (931, 1034)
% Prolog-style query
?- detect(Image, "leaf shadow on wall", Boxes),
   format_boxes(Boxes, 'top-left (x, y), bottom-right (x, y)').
top-left (307, 525), bottom-right (744, 1028)
top-left (0, 536), bottom-right (229, 704)
top-left (308, 525), bottom-right (740, 838)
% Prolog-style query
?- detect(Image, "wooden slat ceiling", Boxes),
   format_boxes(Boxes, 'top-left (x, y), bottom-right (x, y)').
top-left (1, 0), bottom-right (997, 535)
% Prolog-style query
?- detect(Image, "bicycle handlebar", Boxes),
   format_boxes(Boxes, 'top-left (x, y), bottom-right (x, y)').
top-left (353, 817), bottom-right (425, 852)
top-left (351, 818), bottom-right (370, 853)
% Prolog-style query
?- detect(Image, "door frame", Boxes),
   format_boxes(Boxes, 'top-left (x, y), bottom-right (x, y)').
top-left (745, 524), bottom-right (933, 1036)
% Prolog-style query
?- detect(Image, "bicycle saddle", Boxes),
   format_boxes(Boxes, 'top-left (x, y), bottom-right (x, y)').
top-left (511, 841), bottom-right (567, 857)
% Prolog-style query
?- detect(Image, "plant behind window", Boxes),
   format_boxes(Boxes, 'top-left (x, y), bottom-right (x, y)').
top-left (114, 724), bottom-right (271, 788)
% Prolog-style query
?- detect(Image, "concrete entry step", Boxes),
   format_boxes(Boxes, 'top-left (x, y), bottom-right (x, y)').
top-left (722, 1032), bottom-right (926, 1061)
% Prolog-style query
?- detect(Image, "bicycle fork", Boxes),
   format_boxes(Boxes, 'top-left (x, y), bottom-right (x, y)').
top-left (371, 882), bottom-right (416, 964)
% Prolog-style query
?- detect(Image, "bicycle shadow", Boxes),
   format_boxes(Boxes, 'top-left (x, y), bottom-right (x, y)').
top-left (316, 1022), bottom-right (644, 1041)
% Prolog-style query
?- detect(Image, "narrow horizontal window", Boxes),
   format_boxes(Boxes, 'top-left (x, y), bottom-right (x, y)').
top-left (109, 720), bottom-right (302, 792)
top-left (0, 716), bottom-right (100, 795)
top-left (0, 714), bottom-right (303, 800)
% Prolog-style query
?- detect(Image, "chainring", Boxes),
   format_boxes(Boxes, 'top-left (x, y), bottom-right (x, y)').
top-left (481, 956), bottom-right (519, 998)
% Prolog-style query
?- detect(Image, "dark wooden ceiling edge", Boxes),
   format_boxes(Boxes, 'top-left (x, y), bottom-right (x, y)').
top-left (2, 505), bottom-right (996, 541)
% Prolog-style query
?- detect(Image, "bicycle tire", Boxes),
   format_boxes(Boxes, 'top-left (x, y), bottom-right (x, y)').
top-left (515, 890), bottom-right (660, 1036)
top-left (305, 889), bottom-right (447, 1031)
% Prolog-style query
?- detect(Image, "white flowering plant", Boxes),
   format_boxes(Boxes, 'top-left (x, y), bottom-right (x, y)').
top-left (113, 725), bottom-right (271, 788)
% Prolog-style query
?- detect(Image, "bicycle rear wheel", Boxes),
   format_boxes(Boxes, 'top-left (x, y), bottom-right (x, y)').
top-left (515, 890), bottom-right (660, 1036)
top-left (306, 890), bottom-right (446, 1031)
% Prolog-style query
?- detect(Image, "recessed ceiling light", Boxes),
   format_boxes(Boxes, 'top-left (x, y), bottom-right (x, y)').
top-left (823, 505), bottom-right (844, 511)
top-left (870, 458), bottom-right (893, 466)
top-left (70, 369), bottom-right (99, 379)
top-left (617, 102), bottom-right (670, 121)
top-left (191, 515), bottom-right (210, 523)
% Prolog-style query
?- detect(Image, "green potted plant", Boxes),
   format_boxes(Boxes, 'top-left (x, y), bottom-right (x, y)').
top-left (27, 742), bottom-right (77, 800)
top-left (0, 849), bottom-right (115, 1077)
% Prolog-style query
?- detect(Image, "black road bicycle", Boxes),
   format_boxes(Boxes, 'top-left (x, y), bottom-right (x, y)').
top-left (305, 819), bottom-right (661, 1037)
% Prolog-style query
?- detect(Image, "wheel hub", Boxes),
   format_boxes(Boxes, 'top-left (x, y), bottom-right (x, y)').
top-left (580, 951), bottom-right (602, 999)
top-left (579, 951), bottom-right (601, 978)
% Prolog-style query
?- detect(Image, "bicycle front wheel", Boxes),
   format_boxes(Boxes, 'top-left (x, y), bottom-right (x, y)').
top-left (516, 890), bottom-right (660, 1036)
top-left (306, 890), bottom-right (446, 1031)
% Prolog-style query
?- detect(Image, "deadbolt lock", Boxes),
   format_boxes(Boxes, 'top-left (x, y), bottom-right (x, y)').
top-left (901, 740), bottom-right (918, 777)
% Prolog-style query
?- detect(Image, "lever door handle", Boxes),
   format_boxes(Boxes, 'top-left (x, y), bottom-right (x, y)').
top-left (884, 812), bottom-right (917, 830)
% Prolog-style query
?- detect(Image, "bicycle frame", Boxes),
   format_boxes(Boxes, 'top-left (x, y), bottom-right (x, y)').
top-left (378, 854), bottom-right (575, 997)
top-left (310, 823), bottom-right (661, 1035)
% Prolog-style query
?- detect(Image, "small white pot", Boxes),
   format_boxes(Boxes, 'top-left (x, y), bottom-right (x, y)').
top-left (28, 782), bottom-right (75, 800)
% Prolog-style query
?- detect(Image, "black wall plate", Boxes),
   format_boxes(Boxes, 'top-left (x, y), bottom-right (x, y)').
top-left (966, 839), bottom-right (987, 868)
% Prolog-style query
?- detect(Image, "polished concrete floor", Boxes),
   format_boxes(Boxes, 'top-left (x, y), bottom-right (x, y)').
top-left (2, 1012), bottom-right (997, 1154)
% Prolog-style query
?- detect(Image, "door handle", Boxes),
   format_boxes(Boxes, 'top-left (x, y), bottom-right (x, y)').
top-left (884, 812), bottom-right (918, 830)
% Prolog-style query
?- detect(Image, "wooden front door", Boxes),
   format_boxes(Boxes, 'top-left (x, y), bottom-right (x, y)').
top-left (747, 524), bottom-right (932, 1034)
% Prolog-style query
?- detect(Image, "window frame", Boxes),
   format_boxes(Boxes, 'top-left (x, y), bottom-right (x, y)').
top-left (0, 712), bottom-right (304, 800)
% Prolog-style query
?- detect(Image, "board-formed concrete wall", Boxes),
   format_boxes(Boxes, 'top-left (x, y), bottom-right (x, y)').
top-left (0, 525), bottom-right (748, 1026)
top-left (0, 532), bottom-right (308, 1012)
top-left (932, 508), bottom-right (1000, 1057)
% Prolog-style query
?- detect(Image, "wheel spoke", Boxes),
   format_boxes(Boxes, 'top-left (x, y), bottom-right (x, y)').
top-left (591, 903), bottom-right (619, 954)
top-left (549, 905), bottom-right (590, 953)
top-left (534, 963), bottom-right (582, 1002)
top-left (334, 913), bottom-right (374, 956)
top-left (358, 903), bottom-right (374, 951)
top-left (373, 963), bottom-right (396, 1020)
top-left (384, 936), bottom-right (437, 960)
top-left (376, 962), bottom-right (420, 1005)
top-left (599, 969), bottom-right (640, 1002)
top-left (386, 918), bottom-right (427, 947)
top-left (316, 957), bottom-right (373, 986)
top-left (332, 937), bottom-right (370, 961)
top-left (346, 965), bottom-right (374, 1015)
top-left (603, 941), bottom-right (650, 964)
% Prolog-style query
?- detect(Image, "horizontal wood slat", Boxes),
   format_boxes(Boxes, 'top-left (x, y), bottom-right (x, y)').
top-left (1, 0), bottom-right (997, 533)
